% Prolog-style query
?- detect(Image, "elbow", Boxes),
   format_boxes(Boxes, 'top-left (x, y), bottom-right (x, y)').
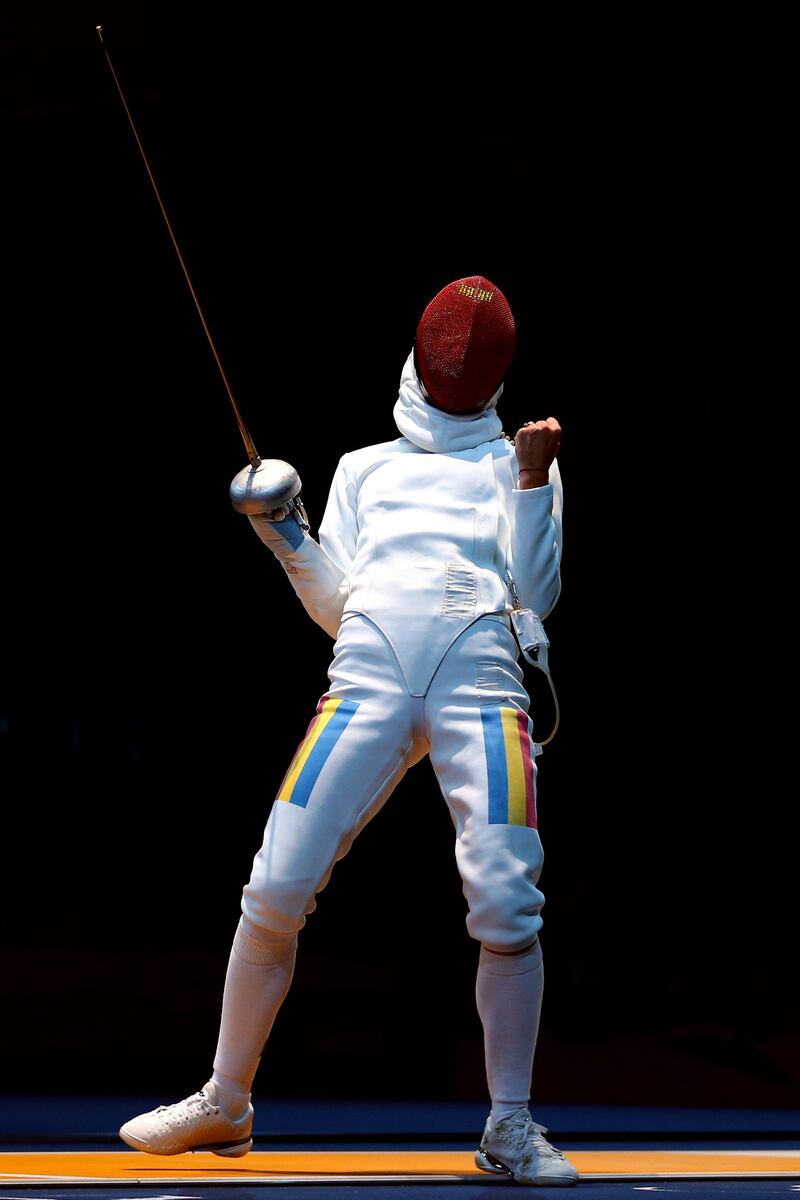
top-left (306, 586), bottom-right (348, 639)
top-left (518, 565), bottom-right (561, 620)
top-left (309, 607), bottom-right (343, 639)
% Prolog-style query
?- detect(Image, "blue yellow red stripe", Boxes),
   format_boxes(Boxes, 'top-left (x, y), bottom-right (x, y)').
top-left (277, 695), bottom-right (358, 808)
top-left (480, 706), bottom-right (537, 827)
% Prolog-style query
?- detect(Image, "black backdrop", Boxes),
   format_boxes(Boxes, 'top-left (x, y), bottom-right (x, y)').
top-left (3, 1), bottom-right (799, 1112)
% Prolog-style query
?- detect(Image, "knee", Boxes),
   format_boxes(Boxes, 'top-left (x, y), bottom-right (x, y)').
top-left (241, 867), bottom-right (321, 936)
top-left (464, 873), bottom-right (544, 952)
top-left (457, 829), bottom-right (545, 952)
top-left (467, 903), bottom-right (543, 954)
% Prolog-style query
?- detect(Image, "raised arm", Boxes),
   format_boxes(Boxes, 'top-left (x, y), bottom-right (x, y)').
top-left (509, 419), bottom-right (563, 619)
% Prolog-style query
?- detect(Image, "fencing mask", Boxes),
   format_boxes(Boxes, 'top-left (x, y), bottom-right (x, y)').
top-left (414, 276), bottom-right (516, 414)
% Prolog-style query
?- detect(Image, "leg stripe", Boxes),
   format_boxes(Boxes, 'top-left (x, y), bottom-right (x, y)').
top-left (516, 709), bottom-right (537, 829)
top-left (480, 707), bottom-right (537, 828)
top-left (481, 708), bottom-right (509, 824)
top-left (277, 696), bottom-right (359, 808)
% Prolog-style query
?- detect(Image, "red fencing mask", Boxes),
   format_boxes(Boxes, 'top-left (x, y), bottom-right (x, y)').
top-left (414, 276), bottom-right (516, 414)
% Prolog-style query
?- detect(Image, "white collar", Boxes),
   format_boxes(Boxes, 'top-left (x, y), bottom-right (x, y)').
top-left (392, 351), bottom-right (503, 453)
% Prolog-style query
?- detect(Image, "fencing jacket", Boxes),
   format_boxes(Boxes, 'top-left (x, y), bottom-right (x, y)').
top-left (249, 351), bottom-right (563, 696)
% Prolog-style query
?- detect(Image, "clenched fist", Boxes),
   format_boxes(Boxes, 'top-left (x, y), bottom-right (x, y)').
top-left (514, 417), bottom-right (561, 488)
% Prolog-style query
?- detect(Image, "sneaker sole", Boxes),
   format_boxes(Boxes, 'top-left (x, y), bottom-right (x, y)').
top-left (474, 1147), bottom-right (512, 1177)
top-left (475, 1147), bottom-right (579, 1186)
top-left (206, 1138), bottom-right (253, 1158)
top-left (119, 1130), bottom-right (253, 1158)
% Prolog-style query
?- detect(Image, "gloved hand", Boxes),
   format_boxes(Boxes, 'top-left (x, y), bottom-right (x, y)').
top-left (256, 500), bottom-right (294, 522)
top-left (247, 493), bottom-right (310, 533)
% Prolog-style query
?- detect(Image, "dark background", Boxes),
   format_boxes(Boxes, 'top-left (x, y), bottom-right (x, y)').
top-left (3, 1), bottom-right (799, 1114)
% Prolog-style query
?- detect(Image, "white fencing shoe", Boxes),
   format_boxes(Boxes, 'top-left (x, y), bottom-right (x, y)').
top-left (475, 1109), bottom-right (579, 1186)
top-left (119, 1081), bottom-right (253, 1157)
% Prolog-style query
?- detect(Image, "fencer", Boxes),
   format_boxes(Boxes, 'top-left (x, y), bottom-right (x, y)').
top-left (119, 276), bottom-right (579, 1187)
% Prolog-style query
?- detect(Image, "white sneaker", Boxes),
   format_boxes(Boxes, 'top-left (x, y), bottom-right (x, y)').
top-left (475, 1109), bottom-right (579, 1186)
top-left (119, 1081), bottom-right (253, 1157)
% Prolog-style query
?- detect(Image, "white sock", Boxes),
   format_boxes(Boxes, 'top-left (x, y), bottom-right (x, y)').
top-left (207, 1075), bottom-right (251, 1121)
top-left (210, 917), bottom-right (297, 1114)
top-left (475, 939), bottom-right (543, 1125)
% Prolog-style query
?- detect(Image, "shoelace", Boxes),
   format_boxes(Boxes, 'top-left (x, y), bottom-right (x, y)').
top-left (495, 1117), bottom-right (568, 1164)
top-left (153, 1091), bottom-right (220, 1127)
top-left (529, 1123), bottom-right (568, 1162)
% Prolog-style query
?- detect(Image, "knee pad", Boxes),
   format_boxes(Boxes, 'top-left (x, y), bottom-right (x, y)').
top-left (233, 915), bottom-right (298, 967)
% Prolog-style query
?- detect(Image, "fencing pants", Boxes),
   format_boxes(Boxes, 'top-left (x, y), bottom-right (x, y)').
top-left (241, 612), bottom-right (545, 953)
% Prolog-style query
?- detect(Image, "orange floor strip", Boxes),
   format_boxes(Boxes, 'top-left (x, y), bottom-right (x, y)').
top-left (1, 1149), bottom-right (800, 1184)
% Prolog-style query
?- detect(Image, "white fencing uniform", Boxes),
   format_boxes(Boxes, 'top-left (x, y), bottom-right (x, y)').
top-left (117, 305), bottom-right (574, 1172)
top-left (242, 351), bottom-right (563, 954)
